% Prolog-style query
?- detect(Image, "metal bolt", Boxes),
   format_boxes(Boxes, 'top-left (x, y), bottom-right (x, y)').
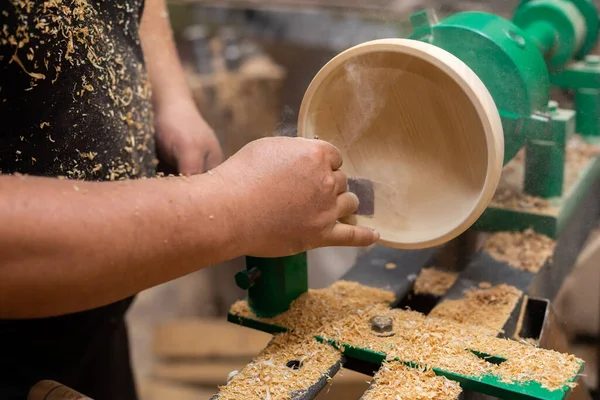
top-left (547, 100), bottom-right (558, 113)
top-left (585, 55), bottom-right (600, 67)
top-left (370, 316), bottom-right (394, 337)
top-left (506, 29), bottom-right (526, 48)
top-left (235, 267), bottom-right (262, 290)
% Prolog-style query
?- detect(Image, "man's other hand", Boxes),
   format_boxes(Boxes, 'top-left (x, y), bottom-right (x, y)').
top-left (155, 100), bottom-right (224, 175)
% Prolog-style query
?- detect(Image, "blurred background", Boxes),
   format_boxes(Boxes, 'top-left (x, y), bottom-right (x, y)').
top-left (127, 1), bottom-right (600, 399)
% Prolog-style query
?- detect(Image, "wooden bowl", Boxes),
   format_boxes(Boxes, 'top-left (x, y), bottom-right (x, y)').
top-left (298, 39), bottom-right (504, 249)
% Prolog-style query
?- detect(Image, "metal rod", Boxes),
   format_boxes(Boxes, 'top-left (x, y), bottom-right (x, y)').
top-left (524, 21), bottom-right (557, 57)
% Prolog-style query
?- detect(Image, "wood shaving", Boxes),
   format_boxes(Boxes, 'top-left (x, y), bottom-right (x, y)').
top-left (215, 332), bottom-right (341, 400)
top-left (488, 150), bottom-right (552, 213)
top-left (10, 53), bottom-right (46, 80)
top-left (412, 267), bottom-right (458, 296)
top-left (564, 135), bottom-right (600, 190)
top-left (519, 338), bottom-right (540, 347)
top-left (362, 362), bottom-right (462, 400)
top-left (484, 228), bottom-right (556, 272)
top-left (230, 281), bottom-right (582, 393)
top-left (491, 189), bottom-right (552, 212)
top-left (428, 284), bottom-right (522, 335)
top-left (385, 262), bottom-right (397, 270)
top-left (231, 281), bottom-right (395, 338)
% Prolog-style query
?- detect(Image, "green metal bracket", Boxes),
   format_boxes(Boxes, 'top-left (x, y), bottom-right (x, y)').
top-left (237, 253), bottom-right (308, 318)
top-left (524, 104), bottom-right (575, 198)
top-left (551, 55), bottom-right (600, 137)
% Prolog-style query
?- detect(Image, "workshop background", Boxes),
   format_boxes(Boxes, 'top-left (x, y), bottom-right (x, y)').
top-left (125, 1), bottom-right (600, 399)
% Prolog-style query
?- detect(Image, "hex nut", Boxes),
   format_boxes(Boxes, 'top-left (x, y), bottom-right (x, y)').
top-left (370, 316), bottom-right (394, 337)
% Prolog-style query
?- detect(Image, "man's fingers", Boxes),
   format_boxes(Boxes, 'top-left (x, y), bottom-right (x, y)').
top-left (177, 151), bottom-right (204, 175)
top-left (311, 139), bottom-right (343, 170)
top-left (336, 192), bottom-right (359, 219)
top-left (204, 146), bottom-right (224, 172)
top-left (323, 223), bottom-right (380, 247)
top-left (333, 171), bottom-right (348, 194)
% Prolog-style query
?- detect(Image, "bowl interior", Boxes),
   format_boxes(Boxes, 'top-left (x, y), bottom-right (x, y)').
top-left (301, 49), bottom-right (491, 247)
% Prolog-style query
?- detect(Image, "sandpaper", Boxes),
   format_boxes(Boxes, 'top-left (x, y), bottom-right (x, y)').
top-left (348, 177), bottom-right (375, 216)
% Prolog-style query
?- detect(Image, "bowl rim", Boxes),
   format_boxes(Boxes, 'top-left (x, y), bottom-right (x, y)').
top-left (297, 38), bottom-right (505, 249)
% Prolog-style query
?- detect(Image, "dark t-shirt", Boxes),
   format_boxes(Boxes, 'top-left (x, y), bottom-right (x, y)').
top-left (0, 0), bottom-right (157, 398)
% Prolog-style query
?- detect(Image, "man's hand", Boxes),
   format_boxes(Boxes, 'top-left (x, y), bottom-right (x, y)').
top-left (155, 100), bottom-right (224, 174)
top-left (213, 136), bottom-right (381, 257)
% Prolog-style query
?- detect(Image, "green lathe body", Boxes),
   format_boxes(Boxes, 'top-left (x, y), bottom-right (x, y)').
top-left (235, 0), bottom-right (600, 322)
top-left (223, 3), bottom-right (600, 399)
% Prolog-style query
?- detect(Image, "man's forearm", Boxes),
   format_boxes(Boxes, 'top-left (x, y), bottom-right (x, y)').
top-left (0, 173), bottom-right (243, 319)
top-left (139, 0), bottom-right (193, 108)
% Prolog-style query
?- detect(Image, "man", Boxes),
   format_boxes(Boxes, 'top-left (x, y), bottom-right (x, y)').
top-left (0, 0), bottom-right (379, 399)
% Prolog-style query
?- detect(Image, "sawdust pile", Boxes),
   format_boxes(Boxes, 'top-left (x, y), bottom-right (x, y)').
top-left (489, 149), bottom-right (552, 213)
top-left (564, 135), bottom-right (600, 190)
top-left (468, 335), bottom-right (579, 388)
top-left (320, 305), bottom-right (495, 378)
top-left (230, 281), bottom-right (395, 337)
top-left (490, 135), bottom-right (600, 212)
top-left (230, 281), bottom-right (582, 393)
top-left (428, 284), bottom-right (522, 335)
top-left (412, 267), bottom-right (458, 296)
top-left (484, 229), bottom-right (556, 272)
top-left (362, 362), bottom-right (462, 400)
top-left (492, 189), bottom-right (552, 212)
top-left (216, 333), bottom-right (341, 400)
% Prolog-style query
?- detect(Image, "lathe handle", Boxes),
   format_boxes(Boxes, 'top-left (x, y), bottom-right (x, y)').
top-left (27, 380), bottom-right (92, 400)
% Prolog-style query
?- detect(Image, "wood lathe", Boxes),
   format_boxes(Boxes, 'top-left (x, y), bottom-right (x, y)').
top-left (213, 1), bottom-right (600, 399)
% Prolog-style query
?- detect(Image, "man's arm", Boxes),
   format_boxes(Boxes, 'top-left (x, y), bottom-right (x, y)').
top-left (0, 137), bottom-right (379, 319)
top-left (139, 0), bottom-right (223, 174)
top-left (139, 0), bottom-right (192, 112)
top-left (0, 173), bottom-right (241, 319)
